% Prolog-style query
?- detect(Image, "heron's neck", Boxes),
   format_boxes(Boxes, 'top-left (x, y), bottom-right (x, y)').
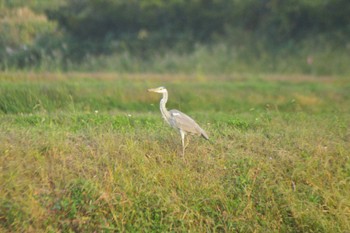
top-left (160, 91), bottom-right (171, 123)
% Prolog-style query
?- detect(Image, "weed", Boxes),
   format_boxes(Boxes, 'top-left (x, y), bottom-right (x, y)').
top-left (0, 72), bottom-right (349, 232)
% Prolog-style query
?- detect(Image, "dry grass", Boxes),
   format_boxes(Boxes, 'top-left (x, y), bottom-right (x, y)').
top-left (0, 72), bottom-right (349, 232)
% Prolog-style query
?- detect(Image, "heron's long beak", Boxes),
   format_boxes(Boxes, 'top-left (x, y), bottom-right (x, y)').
top-left (148, 88), bottom-right (160, 93)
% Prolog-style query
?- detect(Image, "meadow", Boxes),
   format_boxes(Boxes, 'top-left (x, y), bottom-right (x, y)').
top-left (0, 72), bottom-right (349, 232)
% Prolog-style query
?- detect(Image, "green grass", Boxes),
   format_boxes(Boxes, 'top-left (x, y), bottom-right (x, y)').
top-left (0, 72), bottom-right (349, 232)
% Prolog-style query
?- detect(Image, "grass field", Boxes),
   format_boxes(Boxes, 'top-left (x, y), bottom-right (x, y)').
top-left (0, 72), bottom-right (349, 232)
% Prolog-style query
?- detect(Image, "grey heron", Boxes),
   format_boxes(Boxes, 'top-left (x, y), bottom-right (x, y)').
top-left (148, 86), bottom-right (209, 158)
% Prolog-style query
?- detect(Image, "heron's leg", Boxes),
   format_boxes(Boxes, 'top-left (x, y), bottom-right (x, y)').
top-left (184, 136), bottom-right (190, 148)
top-left (180, 130), bottom-right (185, 160)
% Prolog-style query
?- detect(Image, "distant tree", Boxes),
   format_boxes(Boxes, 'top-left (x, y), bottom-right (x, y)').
top-left (45, 0), bottom-right (350, 55)
top-left (0, 7), bottom-right (57, 67)
top-left (46, 0), bottom-right (237, 52)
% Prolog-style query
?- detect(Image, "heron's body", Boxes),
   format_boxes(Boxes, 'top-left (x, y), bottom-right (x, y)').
top-left (167, 109), bottom-right (209, 139)
top-left (148, 86), bottom-right (208, 158)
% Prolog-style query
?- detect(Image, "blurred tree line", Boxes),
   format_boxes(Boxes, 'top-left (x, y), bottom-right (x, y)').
top-left (0, 0), bottom-right (349, 72)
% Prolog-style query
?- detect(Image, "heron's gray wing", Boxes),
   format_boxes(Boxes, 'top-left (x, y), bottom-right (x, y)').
top-left (169, 109), bottom-right (209, 139)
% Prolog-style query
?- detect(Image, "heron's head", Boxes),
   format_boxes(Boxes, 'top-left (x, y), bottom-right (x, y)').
top-left (148, 86), bottom-right (167, 94)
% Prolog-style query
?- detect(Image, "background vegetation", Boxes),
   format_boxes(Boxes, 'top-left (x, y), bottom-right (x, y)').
top-left (1, 72), bottom-right (350, 232)
top-left (0, 0), bottom-right (349, 74)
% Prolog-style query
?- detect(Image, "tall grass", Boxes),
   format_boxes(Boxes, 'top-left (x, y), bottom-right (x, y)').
top-left (0, 72), bottom-right (349, 232)
top-left (2, 38), bottom-right (350, 75)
